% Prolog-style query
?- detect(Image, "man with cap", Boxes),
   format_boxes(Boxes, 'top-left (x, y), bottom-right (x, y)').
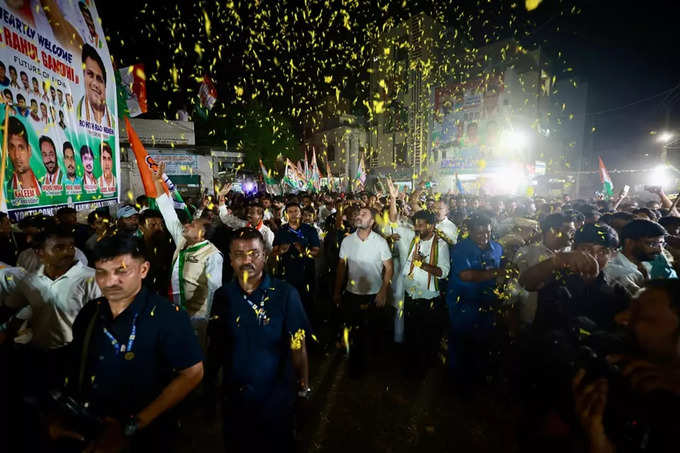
top-left (522, 223), bottom-right (628, 334)
top-left (604, 219), bottom-right (677, 295)
top-left (515, 213), bottom-right (575, 325)
top-left (117, 205), bottom-right (141, 236)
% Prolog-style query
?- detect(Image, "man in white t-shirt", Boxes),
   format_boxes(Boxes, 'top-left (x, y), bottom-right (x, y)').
top-left (334, 206), bottom-right (393, 376)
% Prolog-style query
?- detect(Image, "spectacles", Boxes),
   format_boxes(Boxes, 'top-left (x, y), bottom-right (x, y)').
top-left (642, 239), bottom-right (666, 249)
top-left (230, 250), bottom-right (264, 260)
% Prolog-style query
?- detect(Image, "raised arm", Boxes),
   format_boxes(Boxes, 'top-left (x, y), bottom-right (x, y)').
top-left (151, 162), bottom-right (184, 246)
top-left (386, 177), bottom-right (399, 223)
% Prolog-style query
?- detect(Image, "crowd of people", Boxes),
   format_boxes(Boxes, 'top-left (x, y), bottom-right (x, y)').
top-left (2, 165), bottom-right (680, 452)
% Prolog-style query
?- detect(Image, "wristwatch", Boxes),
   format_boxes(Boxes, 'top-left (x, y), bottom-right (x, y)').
top-left (123, 416), bottom-right (140, 437)
top-left (297, 387), bottom-right (312, 400)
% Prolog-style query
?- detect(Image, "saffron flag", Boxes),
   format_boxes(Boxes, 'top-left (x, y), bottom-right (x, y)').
top-left (124, 118), bottom-right (191, 217)
top-left (598, 156), bottom-right (614, 198)
top-left (118, 64), bottom-right (147, 118)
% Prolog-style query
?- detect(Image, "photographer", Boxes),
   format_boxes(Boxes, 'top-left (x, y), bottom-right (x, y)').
top-left (49, 235), bottom-right (204, 452)
top-left (521, 223), bottom-right (628, 335)
top-left (573, 279), bottom-right (680, 453)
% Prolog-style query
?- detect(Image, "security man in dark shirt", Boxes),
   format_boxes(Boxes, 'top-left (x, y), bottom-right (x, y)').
top-left (49, 235), bottom-right (204, 452)
top-left (272, 202), bottom-right (320, 314)
top-left (212, 227), bottom-right (311, 453)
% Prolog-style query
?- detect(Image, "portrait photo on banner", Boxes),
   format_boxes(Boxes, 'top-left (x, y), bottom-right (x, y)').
top-left (0, 0), bottom-right (119, 219)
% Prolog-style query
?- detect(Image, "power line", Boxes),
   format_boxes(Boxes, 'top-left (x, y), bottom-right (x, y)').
top-left (587, 84), bottom-right (679, 116)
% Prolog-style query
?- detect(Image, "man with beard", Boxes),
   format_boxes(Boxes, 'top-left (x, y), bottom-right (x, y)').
top-left (211, 228), bottom-right (310, 453)
top-left (523, 223), bottom-right (627, 334)
top-left (60, 142), bottom-right (82, 188)
top-left (80, 145), bottom-right (97, 191)
top-left (117, 205), bottom-right (141, 235)
top-left (334, 206), bottom-right (393, 376)
top-left (604, 219), bottom-right (677, 294)
top-left (78, 44), bottom-right (111, 127)
top-left (388, 181), bottom-right (450, 378)
top-left (139, 209), bottom-right (175, 297)
top-left (38, 136), bottom-right (61, 190)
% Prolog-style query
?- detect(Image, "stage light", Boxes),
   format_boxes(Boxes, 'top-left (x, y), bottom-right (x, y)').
top-left (650, 165), bottom-right (672, 187)
top-left (500, 129), bottom-right (529, 150)
top-left (243, 180), bottom-right (257, 193)
top-left (657, 132), bottom-right (674, 143)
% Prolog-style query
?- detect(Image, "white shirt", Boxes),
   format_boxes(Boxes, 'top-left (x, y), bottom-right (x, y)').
top-left (15, 262), bottom-right (100, 350)
top-left (217, 205), bottom-right (274, 253)
top-left (395, 225), bottom-right (450, 300)
top-left (0, 265), bottom-right (27, 309)
top-left (339, 230), bottom-right (392, 295)
top-left (436, 217), bottom-right (459, 245)
top-left (17, 247), bottom-right (88, 273)
top-left (157, 193), bottom-right (223, 317)
top-left (514, 243), bottom-right (557, 324)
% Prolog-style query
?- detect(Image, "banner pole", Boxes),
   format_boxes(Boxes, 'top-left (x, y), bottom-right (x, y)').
top-left (0, 102), bottom-right (9, 212)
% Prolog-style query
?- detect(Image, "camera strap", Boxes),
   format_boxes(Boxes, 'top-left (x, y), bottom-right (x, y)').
top-left (77, 302), bottom-right (102, 397)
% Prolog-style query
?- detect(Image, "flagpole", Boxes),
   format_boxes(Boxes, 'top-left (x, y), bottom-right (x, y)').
top-left (0, 102), bottom-right (9, 212)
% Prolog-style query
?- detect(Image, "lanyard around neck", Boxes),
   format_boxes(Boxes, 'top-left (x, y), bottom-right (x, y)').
top-left (242, 289), bottom-right (269, 326)
top-left (102, 313), bottom-right (138, 360)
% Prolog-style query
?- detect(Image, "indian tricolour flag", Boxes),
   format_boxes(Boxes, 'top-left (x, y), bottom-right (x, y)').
top-left (259, 159), bottom-right (279, 194)
top-left (598, 156), bottom-right (613, 198)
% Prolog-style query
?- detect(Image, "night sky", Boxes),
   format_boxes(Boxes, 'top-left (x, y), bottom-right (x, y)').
top-left (97, 0), bottom-right (680, 169)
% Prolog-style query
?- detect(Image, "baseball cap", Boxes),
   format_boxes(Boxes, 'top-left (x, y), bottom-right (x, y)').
top-left (117, 205), bottom-right (139, 219)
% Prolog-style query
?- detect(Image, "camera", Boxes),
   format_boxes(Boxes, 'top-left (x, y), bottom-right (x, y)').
top-left (49, 390), bottom-right (103, 440)
top-left (542, 316), bottom-right (658, 451)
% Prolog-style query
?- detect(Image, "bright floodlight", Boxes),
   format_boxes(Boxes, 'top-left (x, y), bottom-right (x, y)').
top-left (650, 165), bottom-right (672, 187)
top-left (494, 166), bottom-right (525, 194)
top-left (658, 132), bottom-right (674, 143)
top-left (503, 130), bottom-right (528, 149)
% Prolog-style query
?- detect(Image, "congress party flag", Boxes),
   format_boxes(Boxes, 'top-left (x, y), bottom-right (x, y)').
top-left (355, 155), bottom-right (367, 189)
top-left (598, 156), bottom-right (613, 199)
top-left (118, 64), bottom-right (147, 118)
top-left (124, 118), bottom-right (190, 217)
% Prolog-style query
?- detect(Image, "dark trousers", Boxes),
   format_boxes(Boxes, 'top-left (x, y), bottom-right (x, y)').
top-left (403, 295), bottom-right (447, 378)
top-left (222, 404), bottom-right (295, 453)
top-left (343, 292), bottom-right (393, 377)
top-left (448, 299), bottom-right (504, 385)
